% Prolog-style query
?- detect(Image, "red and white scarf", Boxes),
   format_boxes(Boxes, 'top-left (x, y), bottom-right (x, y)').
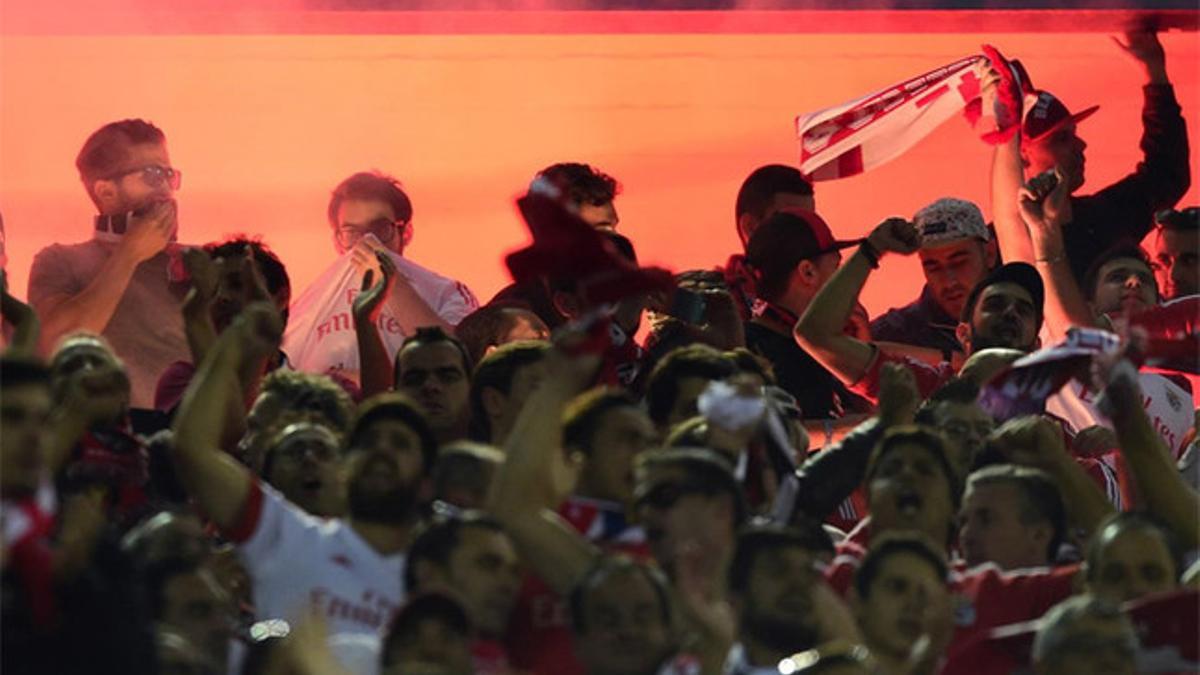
top-left (796, 45), bottom-right (1028, 181)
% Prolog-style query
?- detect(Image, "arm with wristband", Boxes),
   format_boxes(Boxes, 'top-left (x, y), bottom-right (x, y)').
top-left (794, 217), bottom-right (921, 387)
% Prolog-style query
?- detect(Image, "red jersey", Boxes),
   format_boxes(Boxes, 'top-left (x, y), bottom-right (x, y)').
top-left (505, 496), bottom-right (648, 675)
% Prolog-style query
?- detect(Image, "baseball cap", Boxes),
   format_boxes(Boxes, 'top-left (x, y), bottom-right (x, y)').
top-left (914, 198), bottom-right (990, 248)
top-left (1022, 90), bottom-right (1099, 143)
top-left (745, 208), bottom-right (861, 271)
top-left (960, 262), bottom-right (1045, 325)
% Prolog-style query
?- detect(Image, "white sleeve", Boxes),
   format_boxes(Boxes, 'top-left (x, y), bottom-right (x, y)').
top-left (230, 481), bottom-right (323, 580)
top-left (434, 279), bottom-right (479, 326)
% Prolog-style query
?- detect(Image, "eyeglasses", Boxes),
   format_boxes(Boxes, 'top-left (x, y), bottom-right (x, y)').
top-left (335, 217), bottom-right (401, 249)
top-left (634, 481), bottom-right (712, 511)
top-left (107, 164), bottom-right (182, 190)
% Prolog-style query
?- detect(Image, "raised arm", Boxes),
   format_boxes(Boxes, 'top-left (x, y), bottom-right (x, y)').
top-left (1019, 169), bottom-right (1101, 341)
top-left (486, 339), bottom-right (601, 596)
top-left (353, 250), bottom-right (398, 398)
top-left (982, 61), bottom-right (1037, 267)
top-left (1099, 357), bottom-right (1199, 549)
top-left (795, 217), bottom-right (920, 385)
top-left (990, 416), bottom-right (1115, 538)
top-left (30, 201), bottom-right (176, 353)
top-left (170, 301), bottom-right (280, 531)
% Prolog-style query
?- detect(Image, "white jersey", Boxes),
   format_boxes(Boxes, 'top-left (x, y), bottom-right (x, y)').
top-left (283, 247), bottom-right (479, 383)
top-left (1047, 372), bottom-right (1194, 460)
top-left (229, 481), bottom-right (405, 665)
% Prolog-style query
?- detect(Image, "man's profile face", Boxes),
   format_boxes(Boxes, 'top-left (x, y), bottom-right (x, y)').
top-left (577, 200), bottom-right (619, 231)
top-left (959, 481), bottom-right (1047, 570)
top-left (1091, 257), bottom-right (1157, 317)
top-left (1154, 228), bottom-right (1199, 299)
top-left (1023, 124), bottom-right (1087, 193)
top-left (574, 569), bottom-right (673, 675)
top-left (396, 342), bottom-right (470, 437)
top-left (334, 198), bottom-right (404, 256)
top-left (968, 282), bottom-right (1039, 353)
top-left (919, 240), bottom-right (992, 319)
top-left (96, 142), bottom-right (175, 214)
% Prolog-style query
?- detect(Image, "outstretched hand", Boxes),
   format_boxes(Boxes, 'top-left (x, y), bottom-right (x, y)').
top-left (1112, 22), bottom-right (1167, 81)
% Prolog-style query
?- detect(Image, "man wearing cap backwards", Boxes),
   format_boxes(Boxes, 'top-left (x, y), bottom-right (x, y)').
top-left (742, 208), bottom-right (872, 420)
top-left (870, 198), bottom-right (997, 356)
top-left (988, 24), bottom-right (1189, 284)
top-left (795, 216), bottom-right (1044, 402)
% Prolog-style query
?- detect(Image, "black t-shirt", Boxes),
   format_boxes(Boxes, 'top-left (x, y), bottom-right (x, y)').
top-left (744, 321), bottom-right (871, 420)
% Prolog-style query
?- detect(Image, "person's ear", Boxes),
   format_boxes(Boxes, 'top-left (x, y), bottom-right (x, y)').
top-left (91, 178), bottom-right (119, 212)
top-left (736, 213), bottom-right (756, 249)
top-left (983, 239), bottom-right (999, 269)
top-left (551, 290), bottom-right (581, 320)
top-left (398, 220), bottom-right (413, 249)
top-left (956, 322), bottom-right (972, 353)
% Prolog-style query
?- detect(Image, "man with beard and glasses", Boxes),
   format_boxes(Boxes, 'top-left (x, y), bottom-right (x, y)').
top-left (796, 216), bottom-right (1044, 402)
top-left (30, 119), bottom-right (190, 408)
top-left (170, 301), bottom-right (437, 673)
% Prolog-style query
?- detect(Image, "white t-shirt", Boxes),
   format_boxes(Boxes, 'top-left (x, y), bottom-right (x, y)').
top-left (283, 247), bottom-right (478, 383)
top-left (1047, 372), bottom-right (1194, 460)
top-left (228, 482), bottom-right (406, 658)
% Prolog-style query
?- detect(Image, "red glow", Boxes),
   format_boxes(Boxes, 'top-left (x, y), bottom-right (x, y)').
top-left (2, 17), bottom-right (1198, 324)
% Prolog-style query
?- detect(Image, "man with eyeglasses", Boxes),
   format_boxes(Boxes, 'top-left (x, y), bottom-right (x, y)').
top-left (29, 118), bottom-right (190, 409)
top-left (328, 171), bottom-right (477, 336)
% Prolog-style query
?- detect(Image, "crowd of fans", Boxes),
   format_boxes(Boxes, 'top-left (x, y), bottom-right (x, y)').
top-left (2, 24), bottom-right (1199, 675)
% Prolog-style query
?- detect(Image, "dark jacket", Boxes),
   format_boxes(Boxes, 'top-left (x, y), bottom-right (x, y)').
top-left (784, 417), bottom-right (884, 523)
top-left (869, 285), bottom-right (962, 355)
top-left (1065, 83), bottom-right (1190, 282)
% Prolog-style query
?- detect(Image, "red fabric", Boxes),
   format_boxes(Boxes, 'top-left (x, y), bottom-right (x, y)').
top-left (506, 190), bottom-right (673, 306)
top-left (154, 359), bottom-right (197, 413)
top-left (505, 498), bottom-right (649, 675)
top-left (222, 480), bottom-right (265, 544)
top-left (5, 495), bottom-right (57, 628)
top-left (472, 638), bottom-right (514, 675)
top-left (849, 349), bottom-right (954, 403)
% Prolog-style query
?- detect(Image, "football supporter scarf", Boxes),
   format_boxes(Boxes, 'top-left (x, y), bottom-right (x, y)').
top-left (979, 323), bottom-right (1199, 420)
top-left (796, 45), bottom-right (1029, 180)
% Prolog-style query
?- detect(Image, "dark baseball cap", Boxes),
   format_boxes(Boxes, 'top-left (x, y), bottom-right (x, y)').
top-left (960, 262), bottom-right (1045, 325)
top-left (1022, 90), bottom-right (1098, 144)
top-left (745, 208), bottom-right (861, 272)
